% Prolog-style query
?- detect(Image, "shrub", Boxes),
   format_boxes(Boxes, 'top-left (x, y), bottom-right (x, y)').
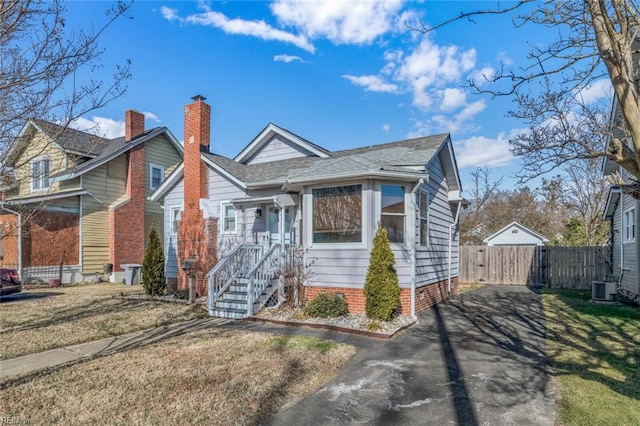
top-left (304, 292), bottom-right (348, 318)
top-left (364, 225), bottom-right (400, 321)
top-left (142, 224), bottom-right (166, 296)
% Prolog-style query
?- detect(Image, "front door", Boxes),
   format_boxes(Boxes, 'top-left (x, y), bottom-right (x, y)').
top-left (267, 206), bottom-right (294, 245)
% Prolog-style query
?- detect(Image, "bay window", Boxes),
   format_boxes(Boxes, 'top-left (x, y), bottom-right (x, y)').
top-left (381, 184), bottom-right (405, 243)
top-left (312, 184), bottom-right (362, 243)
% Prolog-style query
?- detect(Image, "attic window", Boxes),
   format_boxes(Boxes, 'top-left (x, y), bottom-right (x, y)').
top-left (512, 229), bottom-right (518, 233)
top-left (30, 156), bottom-right (50, 192)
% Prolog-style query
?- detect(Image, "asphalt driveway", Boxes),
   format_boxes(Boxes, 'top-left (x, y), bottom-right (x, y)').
top-left (263, 285), bottom-right (556, 425)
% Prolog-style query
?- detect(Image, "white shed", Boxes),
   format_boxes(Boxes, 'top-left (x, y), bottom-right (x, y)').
top-left (483, 222), bottom-right (549, 246)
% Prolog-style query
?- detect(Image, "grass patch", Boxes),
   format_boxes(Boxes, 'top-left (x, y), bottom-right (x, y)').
top-left (542, 288), bottom-right (640, 426)
top-left (0, 284), bottom-right (208, 360)
top-left (0, 328), bottom-right (355, 425)
top-left (267, 335), bottom-right (339, 354)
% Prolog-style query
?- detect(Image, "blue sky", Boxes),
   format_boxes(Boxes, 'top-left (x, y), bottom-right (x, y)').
top-left (63, 0), bottom-right (610, 192)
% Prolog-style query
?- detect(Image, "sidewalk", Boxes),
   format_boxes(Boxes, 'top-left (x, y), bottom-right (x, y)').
top-left (0, 317), bottom-right (226, 379)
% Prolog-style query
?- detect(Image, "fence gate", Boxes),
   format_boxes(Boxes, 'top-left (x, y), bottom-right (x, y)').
top-left (460, 246), bottom-right (610, 288)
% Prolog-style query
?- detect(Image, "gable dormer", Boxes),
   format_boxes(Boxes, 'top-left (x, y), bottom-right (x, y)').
top-left (234, 123), bottom-right (330, 165)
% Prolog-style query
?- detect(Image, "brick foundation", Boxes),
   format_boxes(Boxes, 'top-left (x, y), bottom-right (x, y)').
top-left (303, 277), bottom-right (459, 315)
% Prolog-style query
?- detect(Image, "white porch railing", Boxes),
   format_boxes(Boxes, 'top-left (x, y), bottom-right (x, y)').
top-left (207, 244), bottom-right (262, 312)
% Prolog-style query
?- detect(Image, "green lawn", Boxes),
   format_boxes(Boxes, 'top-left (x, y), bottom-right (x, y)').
top-left (542, 289), bottom-right (640, 426)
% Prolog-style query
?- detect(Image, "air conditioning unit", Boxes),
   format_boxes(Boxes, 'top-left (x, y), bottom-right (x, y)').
top-left (592, 281), bottom-right (617, 301)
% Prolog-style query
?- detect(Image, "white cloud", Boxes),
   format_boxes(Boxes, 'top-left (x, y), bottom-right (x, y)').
top-left (71, 116), bottom-right (125, 138)
top-left (274, 54), bottom-right (306, 63)
top-left (382, 124), bottom-right (390, 132)
top-left (342, 74), bottom-right (399, 93)
top-left (469, 65), bottom-right (495, 86)
top-left (575, 79), bottom-right (612, 104)
top-left (160, 6), bottom-right (179, 21)
top-left (163, 6), bottom-right (315, 53)
top-left (143, 111), bottom-right (161, 122)
top-left (392, 38), bottom-right (477, 110)
top-left (455, 132), bottom-right (517, 169)
top-left (441, 88), bottom-right (466, 111)
top-left (271, 0), bottom-right (405, 44)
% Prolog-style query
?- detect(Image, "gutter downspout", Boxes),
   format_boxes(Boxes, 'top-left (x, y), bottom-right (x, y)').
top-left (410, 178), bottom-right (424, 320)
top-left (1, 204), bottom-right (22, 280)
top-left (448, 200), bottom-right (463, 294)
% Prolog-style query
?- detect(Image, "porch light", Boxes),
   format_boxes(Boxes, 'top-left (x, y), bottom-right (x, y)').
top-left (255, 208), bottom-right (262, 218)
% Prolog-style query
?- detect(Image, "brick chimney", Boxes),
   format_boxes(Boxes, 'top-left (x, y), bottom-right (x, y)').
top-left (125, 110), bottom-right (145, 142)
top-left (183, 95), bottom-right (210, 204)
top-left (176, 95), bottom-right (216, 296)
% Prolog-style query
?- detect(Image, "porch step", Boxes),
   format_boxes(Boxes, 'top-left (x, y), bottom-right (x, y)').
top-left (215, 299), bottom-right (248, 310)
top-left (222, 291), bottom-right (248, 302)
top-left (208, 307), bottom-right (248, 320)
top-left (229, 283), bottom-right (248, 293)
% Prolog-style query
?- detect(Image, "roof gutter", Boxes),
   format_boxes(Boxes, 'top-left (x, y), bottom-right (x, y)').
top-left (448, 200), bottom-right (463, 294)
top-left (409, 178), bottom-right (424, 320)
top-left (283, 170), bottom-right (429, 192)
top-left (0, 203), bottom-right (22, 280)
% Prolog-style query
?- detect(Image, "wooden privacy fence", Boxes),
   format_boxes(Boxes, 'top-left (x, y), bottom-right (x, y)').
top-left (460, 246), bottom-right (611, 288)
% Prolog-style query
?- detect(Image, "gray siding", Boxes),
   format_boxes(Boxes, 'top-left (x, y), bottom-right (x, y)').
top-left (416, 154), bottom-right (457, 287)
top-left (163, 179), bottom-right (183, 279)
top-left (610, 190), bottom-right (638, 295)
top-left (245, 136), bottom-right (315, 165)
top-left (303, 181), bottom-right (414, 289)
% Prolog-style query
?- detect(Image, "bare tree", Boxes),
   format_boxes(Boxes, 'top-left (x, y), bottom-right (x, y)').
top-left (414, 0), bottom-right (640, 181)
top-left (563, 158), bottom-right (610, 245)
top-left (459, 167), bottom-right (503, 245)
top-left (0, 0), bottom-right (132, 172)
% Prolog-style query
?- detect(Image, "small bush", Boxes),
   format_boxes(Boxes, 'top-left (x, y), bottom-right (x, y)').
top-left (304, 292), bottom-right (348, 318)
top-left (142, 224), bottom-right (166, 297)
top-left (364, 225), bottom-right (400, 321)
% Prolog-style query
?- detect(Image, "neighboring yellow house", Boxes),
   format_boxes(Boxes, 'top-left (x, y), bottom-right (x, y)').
top-left (0, 111), bottom-right (183, 283)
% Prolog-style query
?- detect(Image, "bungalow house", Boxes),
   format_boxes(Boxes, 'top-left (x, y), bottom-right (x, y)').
top-left (483, 222), bottom-right (549, 246)
top-left (150, 96), bottom-right (465, 319)
top-left (0, 111), bottom-right (183, 283)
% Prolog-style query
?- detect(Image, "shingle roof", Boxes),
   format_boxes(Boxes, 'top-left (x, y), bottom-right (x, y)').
top-left (52, 127), bottom-right (173, 178)
top-left (203, 133), bottom-right (447, 185)
top-left (31, 119), bottom-right (112, 157)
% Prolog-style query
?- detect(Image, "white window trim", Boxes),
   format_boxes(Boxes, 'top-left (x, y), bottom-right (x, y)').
top-left (169, 206), bottom-right (181, 235)
top-left (149, 163), bottom-right (165, 190)
top-left (418, 189), bottom-right (429, 247)
top-left (306, 181), bottom-right (367, 249)
top-left (378, 182), bottom-right (408, 246)
top-left (220, 201), bottom-right (237, 234)
top-left (30, 155), bottom-right (51, 192)
top-left (624, 206), bottom-right (636, 243)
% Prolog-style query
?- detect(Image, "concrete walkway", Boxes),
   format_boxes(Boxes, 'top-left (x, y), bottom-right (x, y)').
top-left (0, 318), bottom-right (226, 379)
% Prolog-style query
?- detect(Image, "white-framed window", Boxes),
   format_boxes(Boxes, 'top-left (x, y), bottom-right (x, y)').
top-left (170, 206), bottom-right (181, 234)
top-left (312, 184), bottom-right (363, 244)
top-left (380, 184), bottom-right (406, 244)
top-left (222, 203), bottom-right (237, 233)
top-left (30, 156), bottom-right (50, 192)
top-left (418, 190), bottom-right (429, 246)
top-left (149, 163), bottom-right (164, 190)
top-left (624, 207), bottom-right (636, 242)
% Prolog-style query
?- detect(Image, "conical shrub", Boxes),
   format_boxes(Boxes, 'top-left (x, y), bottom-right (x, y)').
top-left (142, 224), bottom-right (166, 296)
top-left (364, 224), bottom-right (400, 321)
